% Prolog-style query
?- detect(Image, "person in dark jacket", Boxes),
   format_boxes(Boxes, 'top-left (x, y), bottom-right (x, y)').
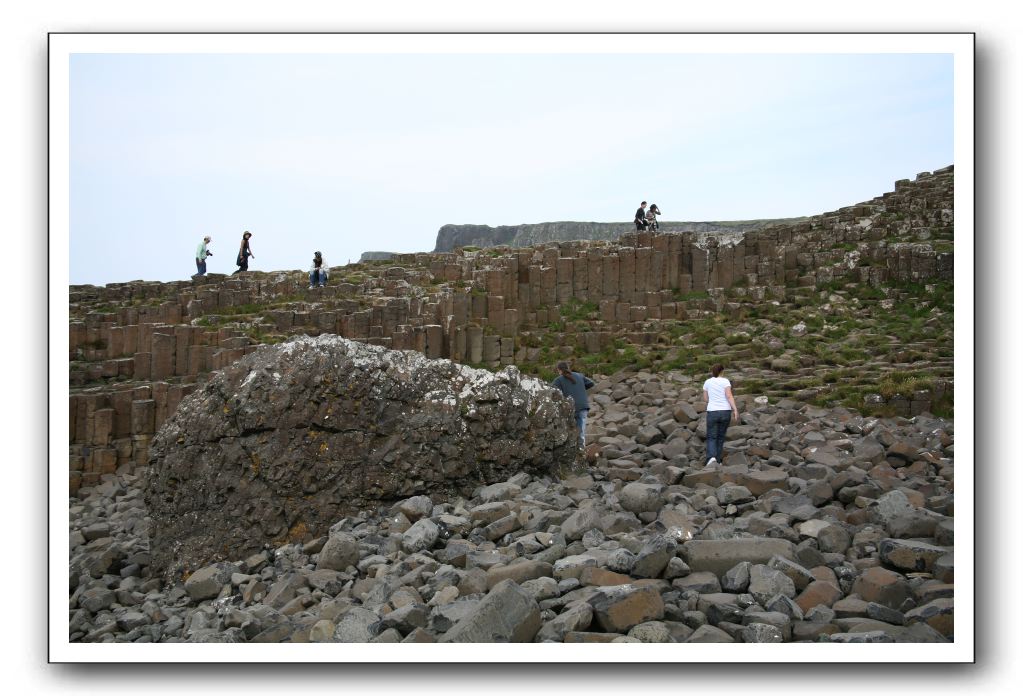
top-left (634, 201), bottom-right (649, 230)
top-left (551, 360), bottom-right (596, 449)
top-left (233, 231), bottom-right (254, 274)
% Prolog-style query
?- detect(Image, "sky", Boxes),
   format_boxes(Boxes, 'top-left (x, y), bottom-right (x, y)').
top-left (68, 50), bottom-right (953, 286)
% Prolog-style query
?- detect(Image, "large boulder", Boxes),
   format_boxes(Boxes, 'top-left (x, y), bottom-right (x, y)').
top-left (144, 336), bottom-right (575, 579)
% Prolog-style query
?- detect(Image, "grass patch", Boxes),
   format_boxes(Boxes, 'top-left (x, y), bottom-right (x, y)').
top-left (560, 298), bottom-right (599, 322)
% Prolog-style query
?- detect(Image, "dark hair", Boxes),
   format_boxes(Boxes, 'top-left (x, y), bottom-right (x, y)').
top-left (650, 204), bottom-right (660, 213)
top-left (711, 363), bottom-right (724, 377)
top-left (556, 361), bottom-right (576, 384)
top-left (641, 201), bottom-right (647, 205)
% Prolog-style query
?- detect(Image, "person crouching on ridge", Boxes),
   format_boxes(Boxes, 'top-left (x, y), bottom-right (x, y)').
top-left (309, 251), bottom-right (328, 288)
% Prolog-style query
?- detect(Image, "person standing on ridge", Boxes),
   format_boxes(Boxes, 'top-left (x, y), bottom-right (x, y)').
top-left (309, 251), bottom-right (328, 288)
top-left (634, 201), bottom-right (649, 230)
top-left (646, 203), bottom-right (661, 232)
top-left (233, 231), bottom-right (254, 274)
top-left (551, 360), bottom-right (596, 450)
top-left (194, 235), bottom-right (212, 277)
top-left (702, 363), bottom-right (739, 466)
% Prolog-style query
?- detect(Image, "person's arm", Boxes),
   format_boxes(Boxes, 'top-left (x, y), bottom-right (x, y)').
top-left (702, 389), bottom-right (709, 407)
top-left (583, 376), bottom-right (595, 390)
top-left (725, 386), bottom-right (739, 422)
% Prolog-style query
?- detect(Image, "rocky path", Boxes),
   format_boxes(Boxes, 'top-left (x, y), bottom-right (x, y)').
top-left (69, 372), bottom-right (954, 644)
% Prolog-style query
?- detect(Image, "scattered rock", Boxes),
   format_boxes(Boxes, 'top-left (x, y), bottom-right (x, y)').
top-left (442, 580), bottom-right (542, 643)
top-left (588, 584), bottom-right (665, 633)
top-left (316, 533), bottom-right (359, 572)
top-left (184, 563), bottom-right (236, 601)
top-left (69, 370), bottom-right (954, 646)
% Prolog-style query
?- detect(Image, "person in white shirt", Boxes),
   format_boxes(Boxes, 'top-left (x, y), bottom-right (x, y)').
top-left (645, 203), bottom-right (661, 231)
top-left (702, 363), bottom-right (739, 466)
top-left (309, 251), bottom-right (328, 288)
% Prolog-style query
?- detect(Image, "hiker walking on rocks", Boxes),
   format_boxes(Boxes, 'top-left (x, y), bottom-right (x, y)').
top-left (194, 235), bottom-right (212, 277)
top-left (702, 363), bottom-right (739, 466)
top-left (551, 361), bottom-right (595, 450)
top-left (309, 251), bottom-right (328, 288)
top-left (634, 201), bottom-right (649, 231)
top-left (233, 231), bottom-right (254, 274)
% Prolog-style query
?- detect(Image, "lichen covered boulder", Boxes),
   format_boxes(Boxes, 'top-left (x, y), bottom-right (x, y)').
top-left (144, 336), bottom-right (575, 579)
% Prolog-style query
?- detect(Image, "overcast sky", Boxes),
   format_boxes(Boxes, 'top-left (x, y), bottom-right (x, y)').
top-left (69, 51), bottom-right (952, 286)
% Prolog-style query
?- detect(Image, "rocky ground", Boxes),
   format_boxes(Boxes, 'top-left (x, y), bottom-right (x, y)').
top-left (68, 371), bottom-right (954, 644)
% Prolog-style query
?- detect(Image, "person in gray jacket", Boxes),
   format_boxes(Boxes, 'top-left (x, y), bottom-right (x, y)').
top-left (551, 360), bottom-right (596, 449)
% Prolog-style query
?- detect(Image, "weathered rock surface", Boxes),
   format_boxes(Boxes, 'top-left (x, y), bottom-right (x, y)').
top-left (144, 336), bottom-right (575, 578)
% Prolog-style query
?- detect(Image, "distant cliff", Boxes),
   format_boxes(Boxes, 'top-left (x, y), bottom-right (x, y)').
top-left (359, 251), bottom-right (397, 262)
top-left (433, 219), bottom-right (806, 253)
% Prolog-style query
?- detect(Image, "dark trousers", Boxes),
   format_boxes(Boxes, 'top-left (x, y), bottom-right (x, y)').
top-left (233, 255), bottom-right (249, 274)
top-left (706, 410), bottom-right (732, 462)
top-left (195, 258), bottom-right (206, 276)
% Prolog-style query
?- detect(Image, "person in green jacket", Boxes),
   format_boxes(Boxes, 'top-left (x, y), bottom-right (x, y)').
top-left (551, 360), bottom-right (596, 449)
top-left (195, 236), bottom-right (212, 276)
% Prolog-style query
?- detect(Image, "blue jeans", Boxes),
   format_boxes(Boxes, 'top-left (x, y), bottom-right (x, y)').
top-left (310, 270), bottom-right (326, 286)
top-left (706, 410), bottom-right (732, 462)
top-left (574, 409), bottom-right (588, 448)
top-left (195, 258), bottom-right (206, 276)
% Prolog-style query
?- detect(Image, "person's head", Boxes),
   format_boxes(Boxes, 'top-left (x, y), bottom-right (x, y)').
top-left (556, 361), bottom-right (576, 384)
top-left (203, 236), bottom-right (211, 243)
top-left (640, 201), bottom-right (647, 207)
top-left (314, 251), bottom-right (322, 259)
top-left (711, 363), bottom-right (724, 377)
top-left (243, 231), bottom-right (252, 240)
top-left (650, 204), bottom-right (660, 213)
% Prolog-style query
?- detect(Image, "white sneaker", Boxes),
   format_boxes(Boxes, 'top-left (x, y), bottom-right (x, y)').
top-left (707, 457), bottom-right (718, 467)
top-left (308, 285), bottom-right (315, 289)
